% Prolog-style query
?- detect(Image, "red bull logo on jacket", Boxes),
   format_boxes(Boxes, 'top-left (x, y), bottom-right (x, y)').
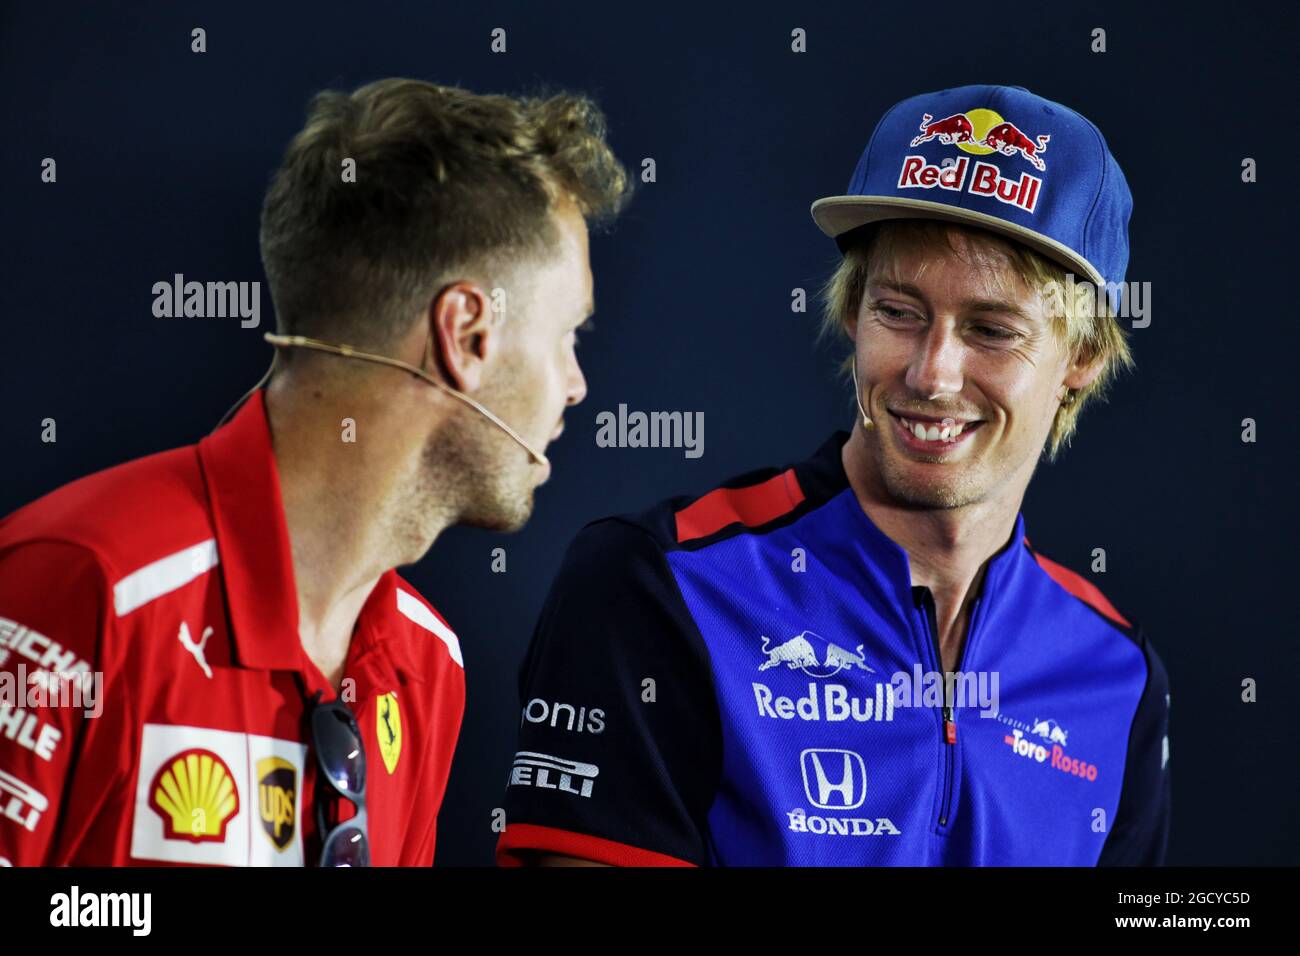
top-left (900, 107), bottom-right (1050, 213)
top-left (757, 631), bottom-right (875, 679)
top-left (753, 632), bottom-right (894, 722)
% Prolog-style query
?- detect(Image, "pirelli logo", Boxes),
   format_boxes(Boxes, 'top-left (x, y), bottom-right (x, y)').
top-left (508, 752), bottom-right (598, 799)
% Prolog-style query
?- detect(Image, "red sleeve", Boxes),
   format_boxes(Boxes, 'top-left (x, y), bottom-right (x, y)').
top-left (431, 687), bottom-right (465, 865)
top-left (413, 681), bottom-right (464, 868)
top-left (0, 540), bottom-right (112, 866)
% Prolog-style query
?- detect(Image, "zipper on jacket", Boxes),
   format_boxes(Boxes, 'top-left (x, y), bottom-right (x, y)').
top-left (917, 588), bottom-right (957, 828)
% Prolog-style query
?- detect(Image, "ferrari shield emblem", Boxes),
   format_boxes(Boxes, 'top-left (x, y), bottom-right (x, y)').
top-left (377, 692), bottom-right (402, 774)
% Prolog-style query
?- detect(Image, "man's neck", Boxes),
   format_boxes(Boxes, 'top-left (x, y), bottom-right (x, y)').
top-left (262, 378), bottom-right (448, 688)
top-left (841, 427), bottom-right (1024, 671)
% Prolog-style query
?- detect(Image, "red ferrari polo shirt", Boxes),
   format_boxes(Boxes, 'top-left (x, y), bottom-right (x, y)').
top-left (0, 391), bottom-right (465, 866)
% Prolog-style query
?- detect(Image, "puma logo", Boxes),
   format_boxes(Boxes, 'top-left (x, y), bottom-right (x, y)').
top-left (178, 621), bottom-right (214, 679)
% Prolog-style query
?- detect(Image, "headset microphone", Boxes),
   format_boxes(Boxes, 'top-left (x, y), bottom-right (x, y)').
top-left (213, 333), bottom-right (550, 468)
top-left (850, 360), bottom-right (875, 431)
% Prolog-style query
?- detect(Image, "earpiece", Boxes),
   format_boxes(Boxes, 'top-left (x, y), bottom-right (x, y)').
top-left (851, 360), bottom-right (875, 431)
top-left (214, 333), bottom-right (549, 468)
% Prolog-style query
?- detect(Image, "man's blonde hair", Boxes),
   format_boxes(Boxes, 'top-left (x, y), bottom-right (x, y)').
top-left (819, 220), bottom-right (1133, 459)
top-left (260, 78), bottom-right (630, 352)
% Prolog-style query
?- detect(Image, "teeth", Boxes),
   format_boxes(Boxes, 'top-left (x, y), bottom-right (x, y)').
top-left (901, 417), bottom-right (967, 442)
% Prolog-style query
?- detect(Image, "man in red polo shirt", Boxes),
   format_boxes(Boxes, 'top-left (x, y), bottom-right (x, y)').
top-left (0, 77), bottom-right (628, 866)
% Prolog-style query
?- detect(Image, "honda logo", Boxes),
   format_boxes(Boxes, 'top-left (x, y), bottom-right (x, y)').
top-left (800, 749), bottom-right (867, 810)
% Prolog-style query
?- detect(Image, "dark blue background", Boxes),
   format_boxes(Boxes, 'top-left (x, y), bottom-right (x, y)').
top-left (2, 1), bottom-right (1295, 865)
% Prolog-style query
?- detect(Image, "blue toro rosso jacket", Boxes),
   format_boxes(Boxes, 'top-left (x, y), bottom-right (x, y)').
top-left (497, 431), bottom-right (1171, 866)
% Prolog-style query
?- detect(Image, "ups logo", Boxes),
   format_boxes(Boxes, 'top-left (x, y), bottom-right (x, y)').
top-left (257, 756), bottom-right (297, 852)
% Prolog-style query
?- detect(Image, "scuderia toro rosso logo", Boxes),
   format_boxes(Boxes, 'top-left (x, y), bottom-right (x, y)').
top-left (996, 712), bottom-right (1099, 782)
top-left (900, 107), bottom-right (1050, 213)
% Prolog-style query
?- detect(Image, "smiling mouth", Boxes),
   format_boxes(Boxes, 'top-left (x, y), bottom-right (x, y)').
top-left (888, 410), bottom-right (984, 445)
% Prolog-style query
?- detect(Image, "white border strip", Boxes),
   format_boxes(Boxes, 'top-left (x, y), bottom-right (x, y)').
top-left (396, 588), bottom-right (463, 668)
top-left (114, 539), bottom-right (220, 617)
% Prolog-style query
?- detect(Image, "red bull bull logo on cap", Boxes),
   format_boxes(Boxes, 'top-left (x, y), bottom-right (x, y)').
top-left (912, 108), bottom-right (1051, 170)
top-left (909, 112), bottom-right (977, 147)
top-left (900, 107), bottom-right (1050, 213)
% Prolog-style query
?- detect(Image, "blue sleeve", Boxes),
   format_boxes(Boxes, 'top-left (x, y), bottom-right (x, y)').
top-left (496, 518), bottom-right (722, 866)
top-left (1098, 630), bottom-right (1171, 866)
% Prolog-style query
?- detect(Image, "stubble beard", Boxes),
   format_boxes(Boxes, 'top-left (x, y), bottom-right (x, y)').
top-left (870, 425), bottom-right (995, 511)
top-left (416, 414), bottom-right (536, 535)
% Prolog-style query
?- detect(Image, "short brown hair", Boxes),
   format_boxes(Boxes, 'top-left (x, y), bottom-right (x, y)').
top-left (259, 78), bottom-right (630, 350)
top-left (819, 220), bottom-right (1133, 459)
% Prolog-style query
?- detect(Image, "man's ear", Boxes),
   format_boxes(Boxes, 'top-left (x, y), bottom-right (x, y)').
top-left (1062, 348), bottom-right (1105, 391)
top-left (429, 282), bottom-right (496, 393)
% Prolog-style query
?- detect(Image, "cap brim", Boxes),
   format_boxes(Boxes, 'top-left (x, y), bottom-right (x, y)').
top-left (810, 195), bottom-right (1105, 286)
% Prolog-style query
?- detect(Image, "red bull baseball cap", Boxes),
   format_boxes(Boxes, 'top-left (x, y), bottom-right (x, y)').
top-left (811, 84), bottom-right (1132, 287)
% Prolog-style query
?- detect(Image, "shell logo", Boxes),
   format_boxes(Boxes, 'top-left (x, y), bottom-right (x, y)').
top-left (148, 748), bottom-right (240, 843)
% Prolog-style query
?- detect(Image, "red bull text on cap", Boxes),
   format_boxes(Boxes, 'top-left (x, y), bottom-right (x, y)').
top-left (811, 84), bottom-right (1132, 289)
